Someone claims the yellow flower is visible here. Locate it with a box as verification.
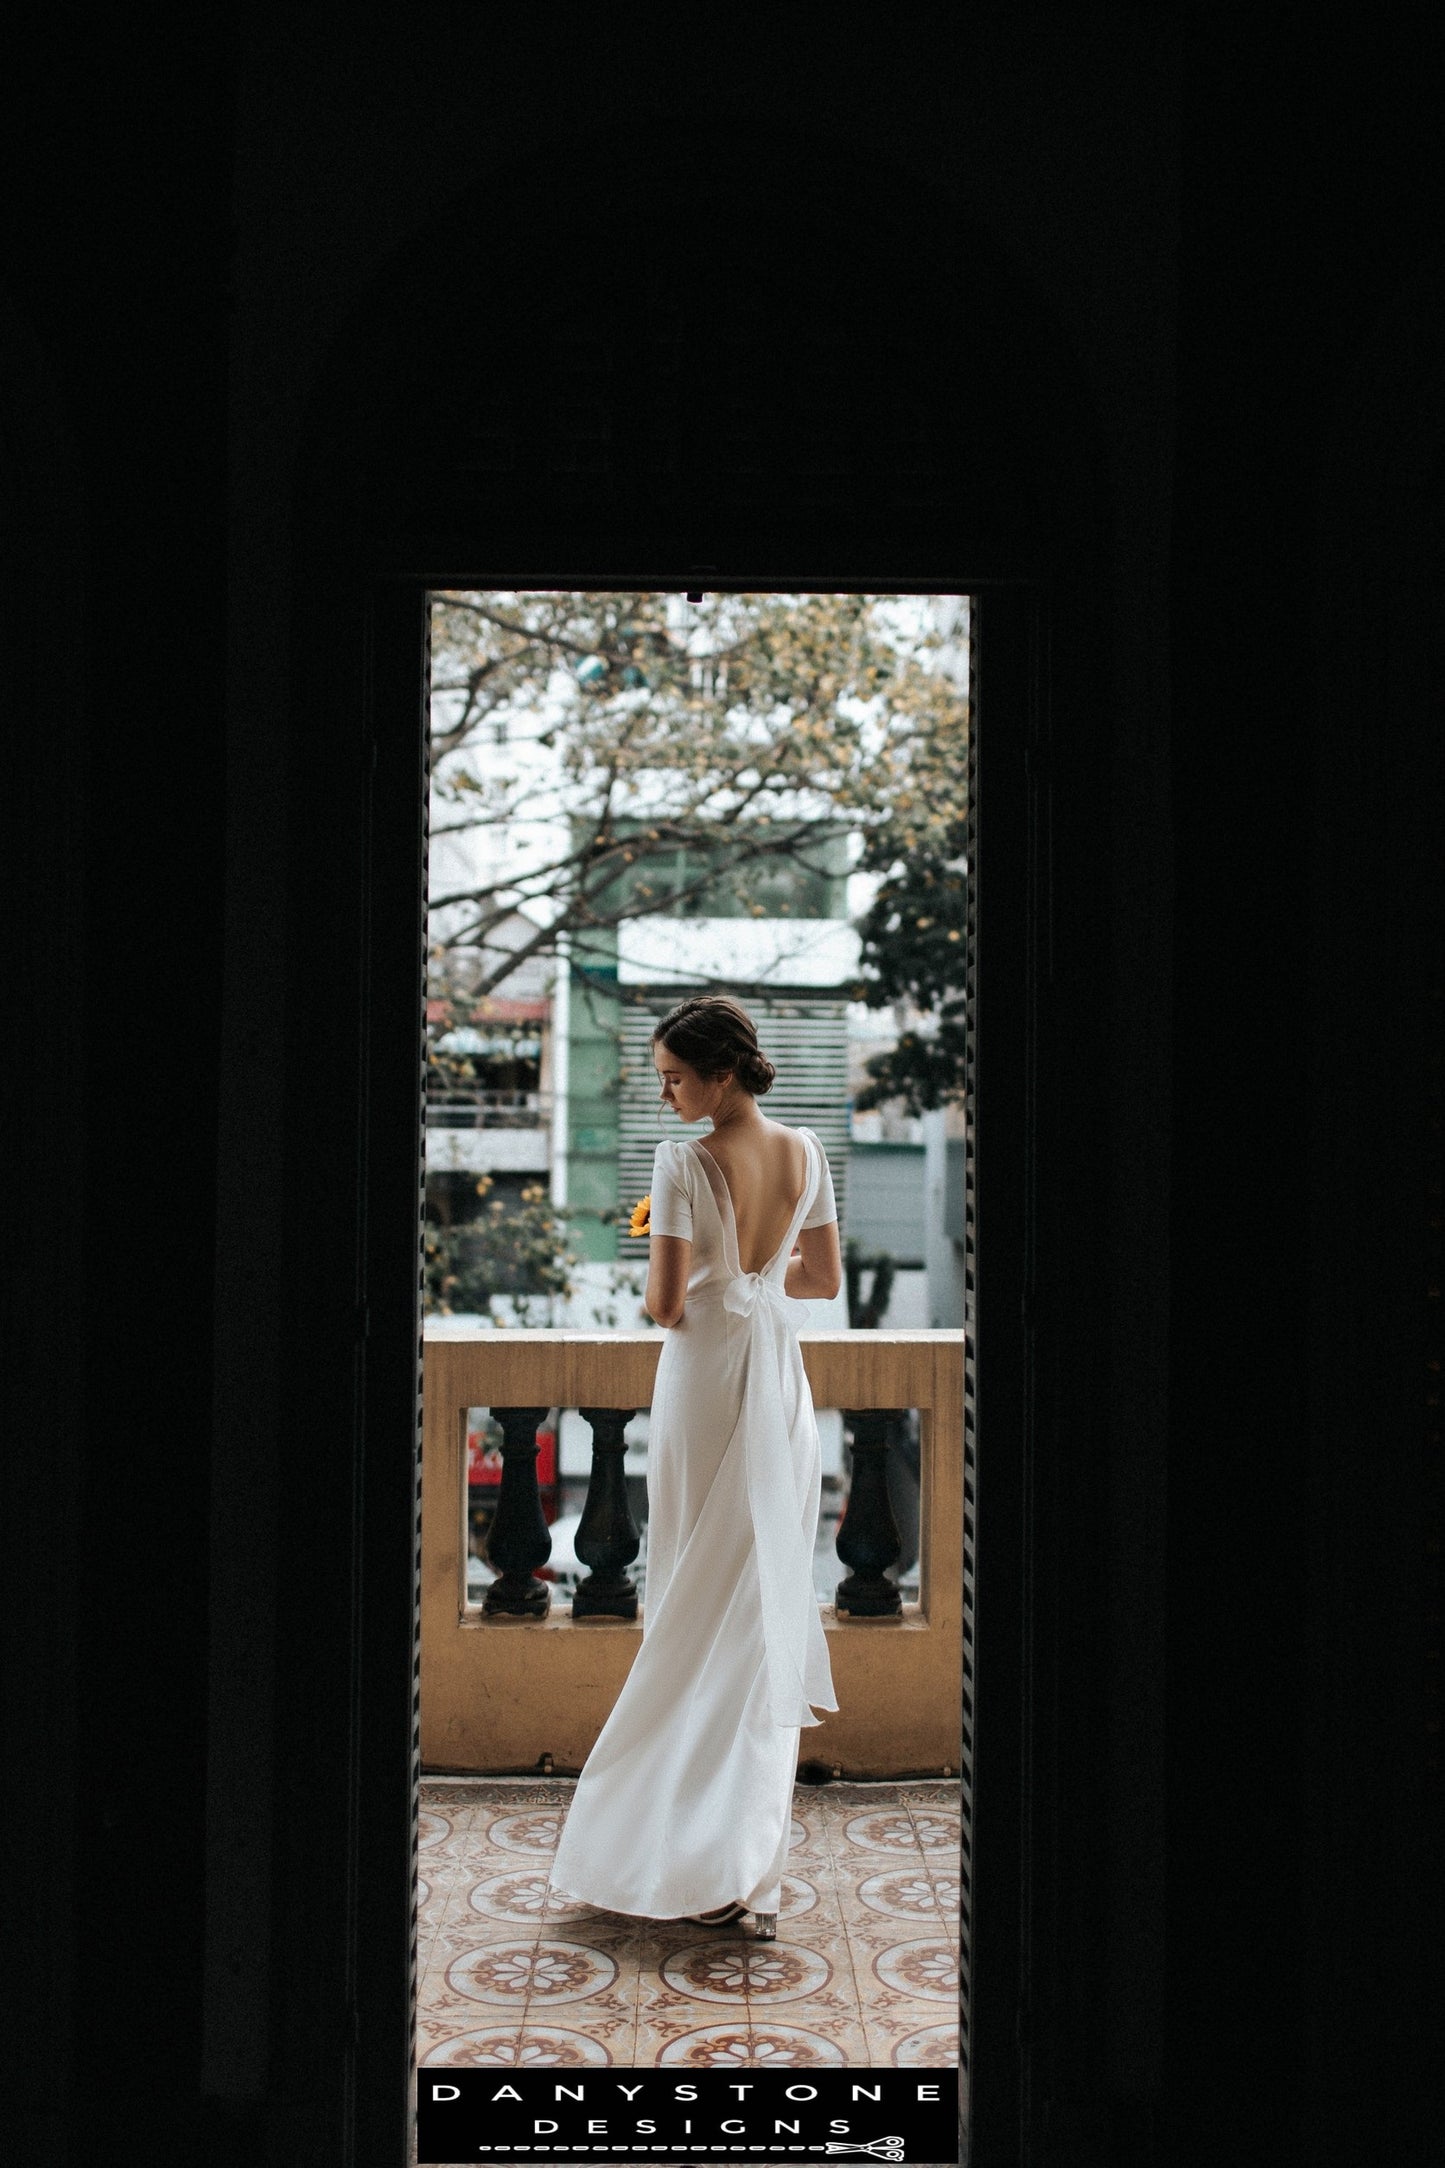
[628,1193,652,1238]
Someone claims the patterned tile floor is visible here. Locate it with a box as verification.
[416,1776,963,2081]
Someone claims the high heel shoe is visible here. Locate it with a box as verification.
[753,1911,777,1941]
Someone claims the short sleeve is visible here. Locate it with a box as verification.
[800,1132,838,1229]
[648,1139,693,1240]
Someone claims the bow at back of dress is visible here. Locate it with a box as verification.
[685,1129,831,1727]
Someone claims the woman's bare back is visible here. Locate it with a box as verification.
[696,1119,810,1275]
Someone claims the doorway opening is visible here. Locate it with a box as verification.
[412,586,976,2091]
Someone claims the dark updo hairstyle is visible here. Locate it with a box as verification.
[651,995,777,1097]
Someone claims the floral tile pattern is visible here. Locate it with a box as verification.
[416,1776,964,2079]
[871,1937,959,2003]
[892,2021,961,2067]
[418,2021,525,2066]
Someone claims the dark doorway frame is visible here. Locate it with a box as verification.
[271,549,1052,2165]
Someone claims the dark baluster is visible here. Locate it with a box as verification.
[482,1405,554,1617]
[835,1408,904,1617]
[572,1406,641,1620]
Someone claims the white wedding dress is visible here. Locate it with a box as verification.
[548,1126,839,1919]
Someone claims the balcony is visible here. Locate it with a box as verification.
[422,1328,966,1777]
[426,1087,554,1130]
[418,1328,969,2082]
[416,1772,962,2077]
[424,1089,554,1176]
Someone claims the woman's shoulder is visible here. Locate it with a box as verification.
[652,1134,696,1170]
[767,1119,818,1151]
[762,1119,819,1174]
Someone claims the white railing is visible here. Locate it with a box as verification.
[425,1087,554,1130]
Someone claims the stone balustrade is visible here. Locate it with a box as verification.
[422,1329,966,1777]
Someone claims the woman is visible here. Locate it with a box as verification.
[547,995,841,1939]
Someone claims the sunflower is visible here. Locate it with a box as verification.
[628,1193,651,1238]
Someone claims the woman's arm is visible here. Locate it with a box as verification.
[785,1221,843,1301]
[646,1233,692,1328]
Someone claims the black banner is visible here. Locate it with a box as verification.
[417,2065,958,2163]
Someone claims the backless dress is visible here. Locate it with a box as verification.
[547,1126,839,1917]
